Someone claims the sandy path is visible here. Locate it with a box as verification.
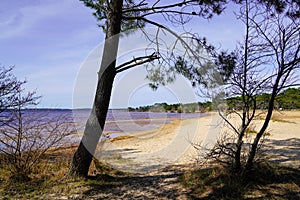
[96,114,222,173]
[97,111,300,173]
[259,111,300,167]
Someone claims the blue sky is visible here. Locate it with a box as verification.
[0,0,244,108]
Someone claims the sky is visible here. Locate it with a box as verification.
[0,0,244,109]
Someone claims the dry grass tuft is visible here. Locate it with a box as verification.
[181,163,300,200]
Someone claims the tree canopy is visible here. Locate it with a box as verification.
[71,0,299,176]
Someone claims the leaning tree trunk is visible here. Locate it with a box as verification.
[70,0,124,177]
[245,80,279,171]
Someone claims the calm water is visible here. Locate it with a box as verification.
[0,109,207,148]
[1,109,207,134]
[72,109,207,133]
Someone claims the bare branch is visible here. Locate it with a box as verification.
[115,52,160,73]
[122,0,195,13]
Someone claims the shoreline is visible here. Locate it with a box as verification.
[96,111,299,172]
[97,114,218,172]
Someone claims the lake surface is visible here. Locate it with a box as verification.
[72,109,207,133]
[0,109,207,149]
[0,108,207,135]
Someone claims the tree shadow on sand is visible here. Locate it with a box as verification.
[261,138,300,167]
[82,166,187,199]
[81,138,300,199]
[182,164,300,200]
[183,138,300,200]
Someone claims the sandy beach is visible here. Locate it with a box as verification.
[97,111,300,173]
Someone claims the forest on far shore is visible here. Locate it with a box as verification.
[128,87,300,113]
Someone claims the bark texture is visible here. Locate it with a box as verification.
[70,0,124,177]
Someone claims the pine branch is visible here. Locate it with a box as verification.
[115,52,160,73]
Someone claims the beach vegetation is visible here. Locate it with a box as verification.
[195,0,300,175]
[0,66,75,181]
[71,0,299,177]
[71,0,233,177]
[181,163,300,199]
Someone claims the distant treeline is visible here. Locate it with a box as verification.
[128,88,300,113]
[227,87,300,110]
[128,102,212,113]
